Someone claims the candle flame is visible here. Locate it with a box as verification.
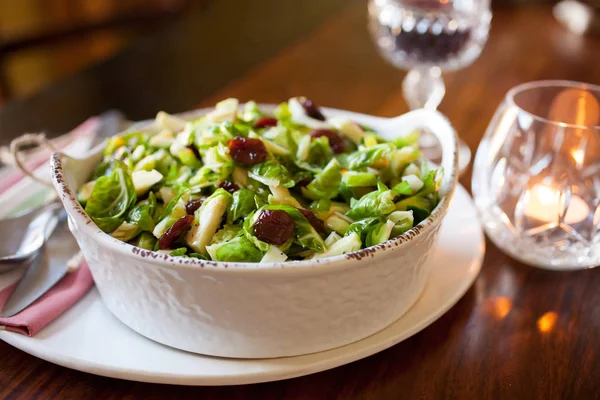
[535,185,559,206]
[524,184,589,224]
[571,149,584,166]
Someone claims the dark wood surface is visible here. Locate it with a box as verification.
[2,2,600,399]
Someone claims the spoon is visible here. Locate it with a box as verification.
[0,201,64,268]
[0,110,125,272]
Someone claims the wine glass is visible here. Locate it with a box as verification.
[368,0,492,172]
[472,81,600,269]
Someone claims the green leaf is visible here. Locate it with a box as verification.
[169,247,188,257]
[309,199,332,215]
[215,236,263,262]
[189,252,209,260]
[254,193,268,209]
[104,133,146,157]
[389,211,414,237]
[195,123,234,149]
[134,232,157,250]
[242,101,264,122]
[418,169,438,197]
[391,181,412,196]
[338,179,356,203]
[346,188,396,220]
[189,166,218,187]
[153,150,178,177]
[306,136,333,168]
[111,222,140,242]
[85,160,137,232]
[365,220,394,247]
[344,143,395,170]
[229,189,257,222]
[157,191,186,222]
[325,213,351,235]
[152,189,189,238]
[165,165,193,189]
[222,121,252,138]
[395,195,433,224]
[178,148,202,168]
[248,160,295,188]
[395,195,432,212]
[92,161,111,180]
[77,181,95,206]
[392,131,419,148]
[345,217,380,245]
[342,171,377,187]
[211,224,243,245]
[242,211,270,252]
[285,128,299,156]
[408,206,430,224]
[127,192,157,232]
[274,102,291,120]
[306,159,341,200]
[199,143,234,182]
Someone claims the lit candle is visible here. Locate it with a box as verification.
[524,184,589,224]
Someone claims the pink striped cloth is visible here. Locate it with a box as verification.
[0,263,93,336]
[0,118,99,336]
[0,117,98,195]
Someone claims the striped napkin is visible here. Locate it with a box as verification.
[0,118,99,336]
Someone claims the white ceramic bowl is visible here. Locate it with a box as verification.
[51,106,458,358]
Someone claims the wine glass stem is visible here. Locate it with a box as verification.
[402,67,446,110]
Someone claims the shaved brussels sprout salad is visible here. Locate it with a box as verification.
[78,97,442,263]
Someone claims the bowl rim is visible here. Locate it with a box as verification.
[51,105,458,274]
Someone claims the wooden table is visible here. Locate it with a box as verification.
[2,2,600,399]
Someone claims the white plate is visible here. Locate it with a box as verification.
[0,185,483,386]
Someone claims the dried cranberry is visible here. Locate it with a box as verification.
[255,117,278,129]
[300,99,326,121]
[227,137,268,165]
[159,215,195,250]
[185,199,203,215]
[254,210,295,246]
[298,208,325,233]
[218,180,240,194]
[310,129,346,154]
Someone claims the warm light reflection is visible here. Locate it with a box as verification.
[571,148,584,166]
[485,296,512,319]
[576,91,596,128]
[524,184,589,224]
[537,311,558,333]
[548,88,600,128]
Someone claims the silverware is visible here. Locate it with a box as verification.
[0,201,63,265]
[0,109,125,268]
[0,214,78,318]
[0,110,125,315]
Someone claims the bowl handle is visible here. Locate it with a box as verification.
[8,133,58,188]
[388,109,458,197]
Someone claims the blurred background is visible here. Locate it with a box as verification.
[0,0,597,141]
[0,0,190,102]
[1,0,586,103]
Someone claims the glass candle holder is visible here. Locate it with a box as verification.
[473,81,600,270]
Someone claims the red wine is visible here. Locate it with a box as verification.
[390,23,472,64]
[369,4,490,71]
